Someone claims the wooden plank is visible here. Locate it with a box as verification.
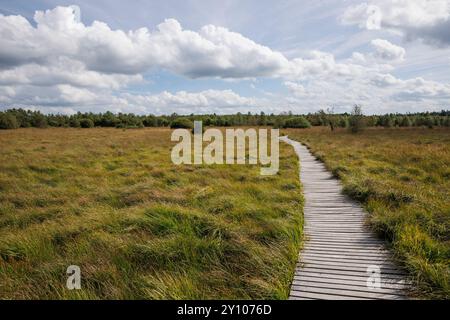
[306,229,381,234]
[305,217,365,220]
[300,262,404,276]
[306,230,369,234]
[290,291,370,300]
[288,296,315,300]
[307,231,378,236]
[300,259,402,273]
[293,270,410,284]
[300,258,393,266]
[302,250,391,258]
[302,252,393,262]
[306,227,367,230]
[304,241,388,248]
[302,254,391,262]
[293,276,410,290]
[304,230,372,235]
[306,239,384,245]
[304,210,365,214]
[305,219,365,222]
[304,213,365,216]
[301,254,394,265]
[305,220,366,224]
[306,229,369,233]
[303,244,388,252]
[304,244,387,251]
[307,244,387,253]
[305,212,364,215]
[291,285,406,300]
[306,224,368,228]
[305,238,378,242]
[305,223,365,226]
[305,221,366,224]
[307,240,384,247]
[301,251,391,260]
[301,249,391,258]
[291,281,406,295]
[306,221,368,225]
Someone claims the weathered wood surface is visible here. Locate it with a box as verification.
[281,137,410,300]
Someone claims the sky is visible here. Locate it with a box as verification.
[0,0,449,115]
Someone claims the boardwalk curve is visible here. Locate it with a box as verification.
[281,136,410,300]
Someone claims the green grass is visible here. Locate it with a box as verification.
[0,128,303,299]
[286,127,450,299]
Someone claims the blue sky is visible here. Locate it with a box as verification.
[0,0,449,114]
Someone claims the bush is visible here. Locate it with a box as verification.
[0,113,19,129]
[348,105,365,133]
[381,115,394,128]
[444,117,450,127]
[32,114,47,128]
[80,118,94,128]
[425,116,434,129]
[338,117,348,128]
[159,119,170,127]
[399,116,411,127]
[69,118,81,128]
[283,117,311,128]
[170,118,194,129]
[143,116,158,127]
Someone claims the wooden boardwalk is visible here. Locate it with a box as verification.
[281,137,410,300]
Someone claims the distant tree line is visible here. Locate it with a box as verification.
[0,108,449,130]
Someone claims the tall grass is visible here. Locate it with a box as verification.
[0,128,303,299]
[286,127,449,299]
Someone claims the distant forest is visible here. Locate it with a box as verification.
[0,108,449,130]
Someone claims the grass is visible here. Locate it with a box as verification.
[285,127,450,299]
[0,128,303,299]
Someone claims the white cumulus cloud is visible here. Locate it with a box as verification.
[341,0,450,46]
[371,39,406,61]
[0,6,289,78]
